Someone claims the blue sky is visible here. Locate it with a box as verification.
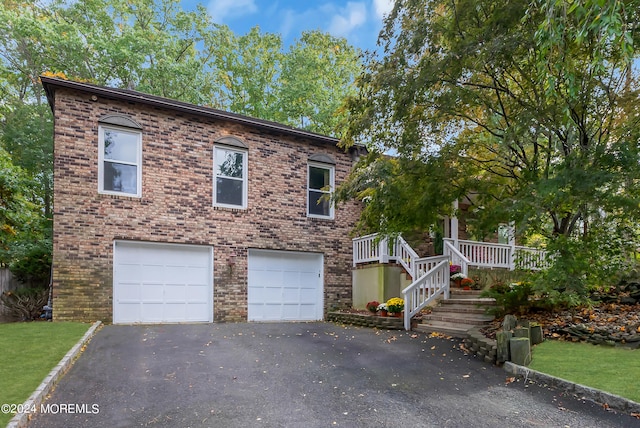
[182,0,395,51]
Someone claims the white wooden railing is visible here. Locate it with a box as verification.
[354,234,549,273]
[515,246,552,270]
[402,259,450,330]
[395,236,419,279]
[354,233,549,331]
[443,240,469,276]
[443,238,549,271]
[352,234,420,280]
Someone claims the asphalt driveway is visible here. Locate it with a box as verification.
[28,322,639,428]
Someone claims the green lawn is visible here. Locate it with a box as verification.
[530,340,640,403]
[0,322,92,426]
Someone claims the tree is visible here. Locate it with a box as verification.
[277,31,363,135]
[338,0,640,299]
[0,148,39,262]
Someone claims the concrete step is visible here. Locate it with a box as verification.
[424,312,494,325]
[414,320,477,338]
[449,289,489,299]
[442,297,496,306]
[432,304,487,315]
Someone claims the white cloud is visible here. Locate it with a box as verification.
[207,0,258,22]
[328,2,367,37]
[373,0,394,19]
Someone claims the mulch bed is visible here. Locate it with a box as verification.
[480,303,640,348]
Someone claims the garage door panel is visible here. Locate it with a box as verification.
[259,270,283,286]
[114,242,213,324]
[141,303,164,321]
[299,288,317,302]
[299,271,318,284]
[117,283,141,300]
[164,285,186,301]
[282,271,301,286]
[140,284,164,301]
[248,250,323,322]
[186,286,210,302]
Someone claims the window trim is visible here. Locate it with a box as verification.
[307,161,335,219]
[213,145,248,209]
[97,124,142,198]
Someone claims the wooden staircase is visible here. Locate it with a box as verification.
[414,289,496,337]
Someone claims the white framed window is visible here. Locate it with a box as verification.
[98,125,142,197]
[213,146,247,209]
[307,162,334,219]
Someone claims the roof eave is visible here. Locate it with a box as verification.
[40,76,341,146]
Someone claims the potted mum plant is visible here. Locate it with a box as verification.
[460,277,474,290]
[377,303,388,317]
[366,301,380,314]
[451,272,466,288]
[386,297,404,317]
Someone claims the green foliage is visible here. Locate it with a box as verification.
[338,0,640,298]
[0,148,41,261]
[482,281,535,317]
[8,236,51,287]
[469,268,526,292]
[529,226,638,308]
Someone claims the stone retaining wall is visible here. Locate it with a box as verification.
[327,312,405,330]
[464,327,497,364]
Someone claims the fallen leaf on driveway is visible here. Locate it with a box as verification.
[505,377,516,384]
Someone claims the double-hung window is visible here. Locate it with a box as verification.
[98,125,142,197]
[214,146,247,208]
[307,161,334,219]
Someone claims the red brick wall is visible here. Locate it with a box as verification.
[51,87,361,322]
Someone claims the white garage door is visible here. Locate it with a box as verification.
[248,250,323,321]
[113,241,213,324]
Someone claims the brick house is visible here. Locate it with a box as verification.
[41,76,362,324]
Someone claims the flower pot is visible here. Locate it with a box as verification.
[379,310,388,317]
[392,312,402,318]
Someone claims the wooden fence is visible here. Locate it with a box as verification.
[0,268,20,316]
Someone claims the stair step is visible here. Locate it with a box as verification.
[449,290,490,300]
[424,313,494,325]
[443,297,496,306]
[414,321,476,338]
[432,304,487,315]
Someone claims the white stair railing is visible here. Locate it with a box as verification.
[394,236,420,280]
[402,258,450,330]
[415,255,449,277]
[443,239,469,276]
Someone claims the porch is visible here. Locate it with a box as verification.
[352,234,549,331]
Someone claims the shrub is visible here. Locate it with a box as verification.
[9,239,51,288]
[482,281,534,317]
[1,288,48,320]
